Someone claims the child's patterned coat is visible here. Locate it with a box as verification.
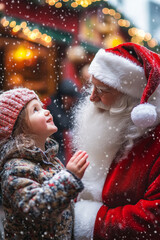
[0,139,83,239]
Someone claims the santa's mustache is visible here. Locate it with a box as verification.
[93,95,128,115]
[93,101,110,111]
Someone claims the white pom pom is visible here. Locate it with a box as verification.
[131,103,157,128]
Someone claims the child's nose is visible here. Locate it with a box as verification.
[44,109,50,115]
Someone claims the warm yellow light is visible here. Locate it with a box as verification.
[9,74,23,86]
[104,35,124,48]
[102,8,109,14]
[2,20,9,27]
[13,47,27,60]
[128,28,135,36]
[81,1,89,7]
[41,33,48,41]
[31,29,40,38]
[55,2,62,7]
[112,38,123,47]
[13,47,33,60]
[28,32,37,40]
[23,27,30,34]
[131,36,142,44]
[25,49,34,59]
[20,22,27,28]
[10,21,16,28]
[71,2,78,7]
[114,13,121,19]
[147,39,157,48]
[36,32,42,38]
[48,0,56,5]
[1,17,7,25]
[144,33,152,41]
[12,25,21,32]
[75,0,92,7]
[109,9,115,16]
[118,19,126,27]
[33,29,39,33]
[45,36,52,43]
[137,29,145,38]
[75,0,81,4]
[125,20,130,28]
[130,27,138,35]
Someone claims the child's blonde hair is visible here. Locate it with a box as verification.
[12,106,36,150]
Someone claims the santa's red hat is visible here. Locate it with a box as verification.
[89,42,160,128]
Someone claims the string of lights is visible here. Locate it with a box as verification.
[101,7,158,48]
[0,0,158,49]
[0,17,52,47]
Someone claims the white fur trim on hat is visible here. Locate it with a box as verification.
[88,49,147,99]
[131,103,157,128]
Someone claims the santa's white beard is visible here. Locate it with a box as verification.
[73,95,132,202]
[73,93,146,240]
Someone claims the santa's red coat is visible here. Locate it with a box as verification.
[94,124,160,239]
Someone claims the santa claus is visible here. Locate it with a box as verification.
[73,43,160,240]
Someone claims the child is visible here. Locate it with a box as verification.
[0,88,89,240]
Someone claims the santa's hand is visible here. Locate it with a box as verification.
[74,200,103,240]
[66,150,89,179]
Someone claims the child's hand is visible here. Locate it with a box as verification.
[66,150,89,179]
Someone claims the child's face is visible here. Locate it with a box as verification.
[26,99,58,140]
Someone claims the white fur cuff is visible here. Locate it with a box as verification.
[74,200,103,240]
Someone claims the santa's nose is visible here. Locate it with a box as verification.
[90,88,100,102]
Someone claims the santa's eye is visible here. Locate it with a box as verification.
[95,86,110,95]
[96,88,103,94]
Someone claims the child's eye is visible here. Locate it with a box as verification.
[34,107,38,112]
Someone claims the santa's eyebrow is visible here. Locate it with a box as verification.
[95,86,111,91]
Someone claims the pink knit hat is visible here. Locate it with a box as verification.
[89,42,160,128]
[0,88,40,140]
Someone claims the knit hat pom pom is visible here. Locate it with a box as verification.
[131,103,157,128]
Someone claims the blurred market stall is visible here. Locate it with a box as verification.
[0,0,159,99]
